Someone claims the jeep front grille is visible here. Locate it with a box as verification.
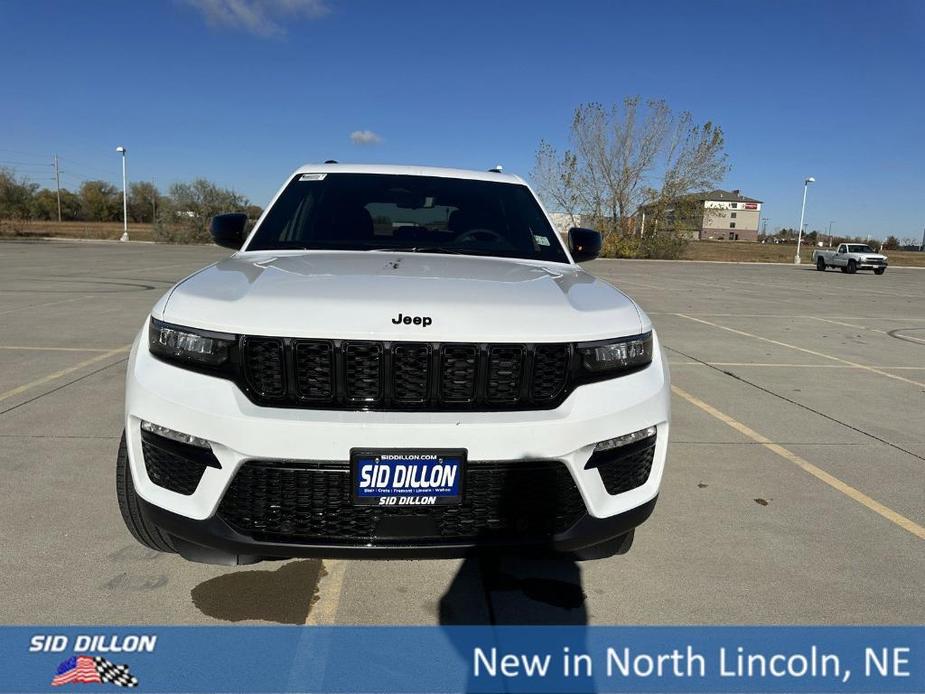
[240,338,572,411]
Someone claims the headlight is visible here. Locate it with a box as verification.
[148,318,235,367]
[577,332,652,375]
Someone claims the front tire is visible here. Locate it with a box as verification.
[116,432,176,553]
[816,257,826,271]
[874,267,886,275]
[847,259,858,274]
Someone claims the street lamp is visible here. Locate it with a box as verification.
[795,176,815,264]
[116,146,128,242]
[827,220,835,247]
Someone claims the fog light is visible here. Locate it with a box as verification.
[594,426,657,453]
[140,420,211,449]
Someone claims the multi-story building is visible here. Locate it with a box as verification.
[637,189,763,242]
[698,189,763,241]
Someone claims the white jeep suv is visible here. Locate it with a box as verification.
[117,163,670,564]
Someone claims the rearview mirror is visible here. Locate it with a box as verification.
[210,213,248,250]
[568,227,602,263]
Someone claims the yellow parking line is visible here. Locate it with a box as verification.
[672,385,925,541]
[674,313,925,388]
[0,346,130,404]
[305,559,347,625]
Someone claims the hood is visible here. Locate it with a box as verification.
[160,251,644,342]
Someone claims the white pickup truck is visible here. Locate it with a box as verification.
[812,243,888,275]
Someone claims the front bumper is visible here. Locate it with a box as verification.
[125,323,671,558]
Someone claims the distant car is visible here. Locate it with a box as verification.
[812,243,888,275]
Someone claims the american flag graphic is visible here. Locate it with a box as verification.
[51,655,139,687]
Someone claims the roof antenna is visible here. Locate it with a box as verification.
[324,159,338,164]
[488,164,503,173]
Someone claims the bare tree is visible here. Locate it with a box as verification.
[532,97,728,256]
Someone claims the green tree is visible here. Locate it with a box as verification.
[0,168,39,220]
[30,189,61,220]
[79,180,121,221]
[155,178,249,243]
[532,97,728,259]
[128,181,162,223]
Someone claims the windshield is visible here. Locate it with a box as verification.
[847,244,876,253]
[246,173,569,263]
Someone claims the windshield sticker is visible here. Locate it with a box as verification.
[299,173,327,181]
[534,234,551,246]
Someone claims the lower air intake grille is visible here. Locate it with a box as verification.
[140,431,219,496]
[588,436,656,495]
[217,460,586,545]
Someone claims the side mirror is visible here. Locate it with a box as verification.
[568,227,602,263]
[210,213,248,250]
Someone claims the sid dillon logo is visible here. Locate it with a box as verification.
[51,656,139,688]
[392,312,432,327]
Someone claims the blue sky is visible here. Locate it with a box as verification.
[1,0,923,240]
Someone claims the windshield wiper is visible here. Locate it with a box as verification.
[367,246,485,256]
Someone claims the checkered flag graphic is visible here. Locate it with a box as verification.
[94,656,139,688]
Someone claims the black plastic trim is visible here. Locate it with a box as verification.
[139,493,658,564]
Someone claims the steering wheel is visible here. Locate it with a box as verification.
[455,228,505,245]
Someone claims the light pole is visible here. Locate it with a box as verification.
[795,176,815,264]
[827,220,835,246]
[116,146,128,242]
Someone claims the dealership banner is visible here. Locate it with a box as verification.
[4,626,922,693]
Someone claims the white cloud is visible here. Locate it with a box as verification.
[349,130,383,145]
[184,0,329,37]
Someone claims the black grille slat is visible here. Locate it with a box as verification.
[218,460,586,545]
[440,345,478,402]
[486,345,524,403]
[240,339,571,410]
[345,342,382,402]
[294,341,334,401]
[392,343,430,403]
[243,337,285,397]
[531,344,570,401]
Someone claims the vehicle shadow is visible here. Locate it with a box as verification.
[439,554,588,625]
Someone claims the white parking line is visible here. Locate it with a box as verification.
[674,313,925,388]
[0,295,92,316]
[0,345,117,352]
[668,361,925,370]
[808,316,888,334]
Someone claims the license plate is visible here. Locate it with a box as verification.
[351,449,466,506]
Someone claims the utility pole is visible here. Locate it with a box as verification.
[827,220,835,246]
[921,226,924,252]
[53,154,62,222]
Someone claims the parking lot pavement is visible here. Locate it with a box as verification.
[0,239,922,625]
